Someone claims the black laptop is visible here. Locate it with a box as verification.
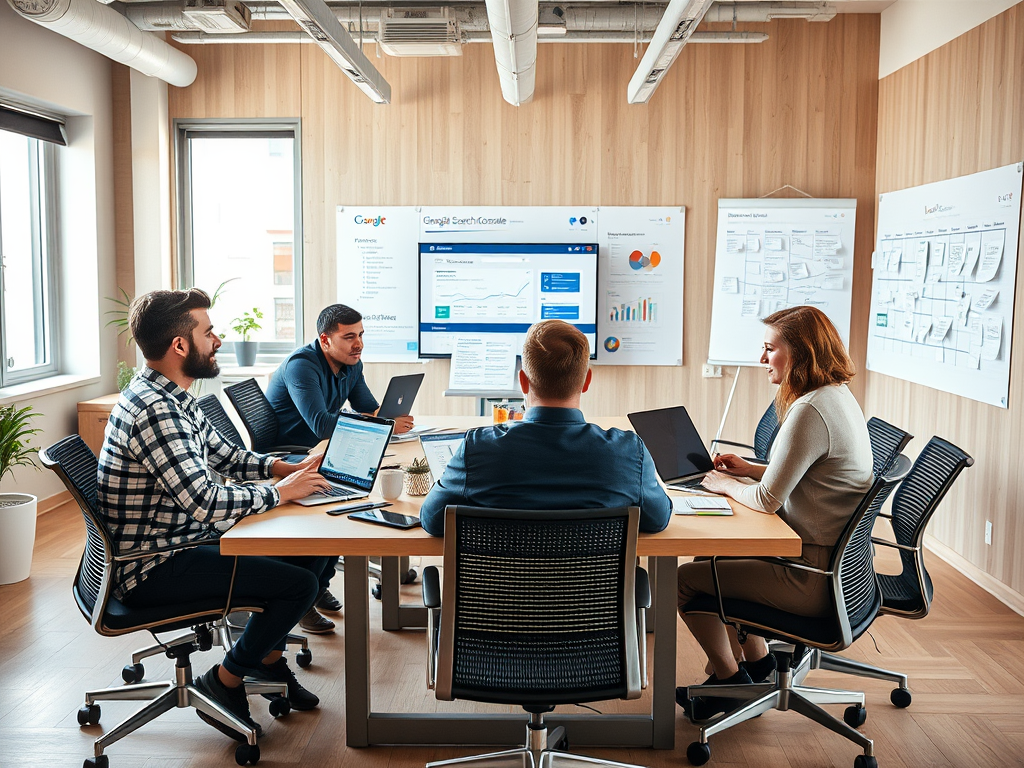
[376,373,425,419]
[627,406,716,490]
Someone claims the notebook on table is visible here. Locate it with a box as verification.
[294,412,395,506]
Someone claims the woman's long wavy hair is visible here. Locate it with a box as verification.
[763,306,855,420]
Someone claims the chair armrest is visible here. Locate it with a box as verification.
[422,565,441,608]
[870,537,917,553]
[112,538,221,563]
[704,555,832,630]
[635,566,651,610]
[878,512,892,519]
[709,439,756,452]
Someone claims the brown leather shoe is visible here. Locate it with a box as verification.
[299,607,335,634]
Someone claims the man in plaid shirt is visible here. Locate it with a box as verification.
[98,288,334,741]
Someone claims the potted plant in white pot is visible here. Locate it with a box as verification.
[231,308,264,367]
[0,404,41,585]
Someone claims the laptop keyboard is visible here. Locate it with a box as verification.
[311,487,360,499]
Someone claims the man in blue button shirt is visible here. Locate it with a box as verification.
[419,320,672,536]
[267,304,415,448]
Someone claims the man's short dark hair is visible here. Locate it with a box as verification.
[317,304,362,336]
[129,288,212,361]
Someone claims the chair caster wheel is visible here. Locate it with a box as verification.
[269,696,291,717]
[84,755,109,768]
[296,648,313,668]
[77,704,101,726]
[844,705,867,727]
[371,583,382,600]
[853,755,877,768]
[890,687,912,708]
[195,624,214,652]
[122,663,144,684]
[400,568,418,585]
[687,741,711,766]
[235,743,260,765]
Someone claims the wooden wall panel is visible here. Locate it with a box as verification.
[869,5,1024,595]
[167,15,880,449]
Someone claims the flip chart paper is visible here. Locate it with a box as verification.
[448,335,517,391]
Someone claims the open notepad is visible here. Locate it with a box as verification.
[672,496,734,516]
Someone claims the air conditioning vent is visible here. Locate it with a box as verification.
[182,0,251,33]
[378,7,462,57]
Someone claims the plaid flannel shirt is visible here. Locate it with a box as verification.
[97,367,280,599]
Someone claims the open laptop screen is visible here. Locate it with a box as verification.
[420,431,466,481]
[627,406,715,484]
[319,415,394,491]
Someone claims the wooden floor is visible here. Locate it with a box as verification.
[2,503,1023,768]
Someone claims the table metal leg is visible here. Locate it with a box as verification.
[651,555,678,750]
[381,556,428,631]
[344,555,371,747]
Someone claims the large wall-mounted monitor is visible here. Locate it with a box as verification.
[418,242,599,359]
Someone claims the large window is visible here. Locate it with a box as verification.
[176,121,302,360]
[0,129,58,386]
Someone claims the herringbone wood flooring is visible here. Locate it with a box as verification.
[1,503,1022,768]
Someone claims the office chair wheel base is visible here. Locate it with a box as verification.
[400,568,418,585]
[84,755,109,768]
[853,755,877,768]
[371,584,382,601]
[890,687,912,708]
[195,624,214,652]
[268,696,291,717]
[686,741,711,766]
[296,648,313,668]
[77,704,101,726]
[844,705,867,727]
[234,743,260,766]
[122,663,144,684]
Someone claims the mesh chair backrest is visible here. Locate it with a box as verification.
[753,401,780,461]
[867,417,914,476]
[38,435,110,622]
[197,393,245,448]
[833,465,909,637]
[446,507,636,705]
[890,437,973,574]
[224,379,279,453]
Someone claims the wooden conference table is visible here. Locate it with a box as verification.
[220,417,801,751]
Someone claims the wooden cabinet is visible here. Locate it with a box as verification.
[77,393,120,456]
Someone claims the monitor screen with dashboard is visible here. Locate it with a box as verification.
[417,242,599,358]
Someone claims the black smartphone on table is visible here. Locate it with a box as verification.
[349,508,422,529]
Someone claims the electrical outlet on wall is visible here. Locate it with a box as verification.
[702,364,722,378]
[985,520,993,545]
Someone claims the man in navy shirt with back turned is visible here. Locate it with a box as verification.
[419,319,672,536]
[266,303,414,631]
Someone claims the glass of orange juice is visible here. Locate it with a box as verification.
[492,402,509,423]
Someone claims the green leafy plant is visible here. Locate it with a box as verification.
[105,278,238,347]
[116,360,136,391]
[404,457,431,475]
[231,308,264,342]
[0,405,42,486]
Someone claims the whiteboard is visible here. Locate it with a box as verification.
[866,162,1024,409]
[707,199,858,366]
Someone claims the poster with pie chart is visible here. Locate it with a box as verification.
[596,207,684,366]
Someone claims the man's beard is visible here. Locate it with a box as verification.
[182,344,220,379]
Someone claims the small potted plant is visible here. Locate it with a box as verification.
[403,457,432,496]
[0,404,41,585]
[231,308,264,367]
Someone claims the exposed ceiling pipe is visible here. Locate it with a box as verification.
[484,0,539,106]
[171,29,767,44]
[627,0,715,104]
[704,2,836,22]
[6,0,197,87]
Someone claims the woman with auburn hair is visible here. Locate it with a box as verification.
[676,306,873,722]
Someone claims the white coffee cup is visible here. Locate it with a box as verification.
[379,468,405,500]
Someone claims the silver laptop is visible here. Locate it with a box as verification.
[419,431,466,485]
[294,412,395,506]
[627,406,716,490]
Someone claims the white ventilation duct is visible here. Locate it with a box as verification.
[6,0,198,87]
[484,0,538,106]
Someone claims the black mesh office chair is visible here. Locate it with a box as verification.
[223,378,309,458]
[680,460,911,768]
[710,401,779,464]
[806,437,973,708]
[40,435,288,768]
[422,506,651,768]
[197,393,247,448]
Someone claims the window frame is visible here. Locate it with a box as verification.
[174,119,304,361]
[0,135,60,387]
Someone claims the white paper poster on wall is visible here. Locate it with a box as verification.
[337,206,421,362]
[866,162,1023,408]
[596,207,685,366]
[707,199,858,366]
